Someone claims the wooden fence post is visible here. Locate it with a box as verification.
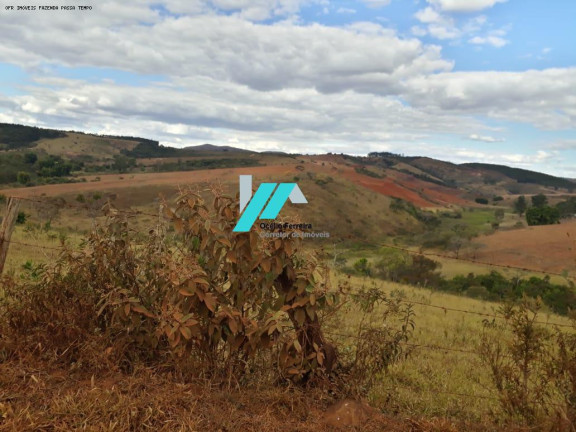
[0,197,21,275]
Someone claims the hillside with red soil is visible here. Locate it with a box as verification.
[342,167,469,208]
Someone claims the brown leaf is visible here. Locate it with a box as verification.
[131,305,155,318]
[174,218,184,233]
[218,237,232,248]
[261,259,272,273]
[294,308,305,327]
[179,287,196,297]
[228,318,238,334]
[180,326,192,340]
[203,292,217,312]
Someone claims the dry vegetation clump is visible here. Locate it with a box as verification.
[480,300,576,431]
[0,355,529,431]
[0,188,420,430]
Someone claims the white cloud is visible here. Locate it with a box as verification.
[336,7,356,14]
[411,26,428,37]
[404,68,576,130]
[360,0,392,8]
[0,0,573,174]
[468,134,505,143]
[415,6,461,40]
[1,72,483,158]
[469,35,508,48]
[449,149,554,166]
[428,24,461,40]
[427,0,507,13]
[415,3,509,45]
[415,7,443,24]
[550,139,576,150]
[0,14,452,95]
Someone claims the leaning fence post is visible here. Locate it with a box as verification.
[0,197,21,275]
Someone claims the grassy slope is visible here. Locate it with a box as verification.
[333,274,573,421]
[34,132,140,160]
[1,266,569,429]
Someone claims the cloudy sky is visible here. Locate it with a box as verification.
[0,0,575,176]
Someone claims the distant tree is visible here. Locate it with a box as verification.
[112,155,136,173]
[556,197,576,218]
[24,152,38,164]
[531,193,548,208]
[375,247,410,281]
[526,206,560,226]
[513,195,527,216]
[17,171,31,185]
[400,255,441,287]
[447,236,469,258]
[475,197,489,205]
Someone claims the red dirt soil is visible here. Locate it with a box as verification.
[473,220,576,274]
[390,171,469,207]
[342,167,468,208]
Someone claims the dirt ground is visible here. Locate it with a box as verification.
[342,168,469,208]
[473,219,576,274]
[0,356,520,432]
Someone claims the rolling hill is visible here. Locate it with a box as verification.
[2,122,574,211]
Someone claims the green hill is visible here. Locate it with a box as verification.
[462,162,575,190]
[0,123,65,150]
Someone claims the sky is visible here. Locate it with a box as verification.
[0,0,575,177]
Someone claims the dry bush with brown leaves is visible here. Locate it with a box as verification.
[0,188,419,409]
[1,188,415,393]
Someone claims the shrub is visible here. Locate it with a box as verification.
[514,196,528,215]
[475,197,489,205]
[465,285,490,300]
[15,211,27,224]
[480,301,576,428]
[17,171,31,185]
[526,206,560,226]
[531,193,548,208]
[480,300,552,423]
[353,258,371,276]
[24,152,38,164]
[0,191,343,384]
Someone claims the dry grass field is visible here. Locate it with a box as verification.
[473,220,576,275]
[1,153,575,431]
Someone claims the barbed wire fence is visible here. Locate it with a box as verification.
[1,194,575,414]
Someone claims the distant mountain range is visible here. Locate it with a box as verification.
[1,122,574,195]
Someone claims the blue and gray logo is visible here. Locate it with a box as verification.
[233,175,308,232]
